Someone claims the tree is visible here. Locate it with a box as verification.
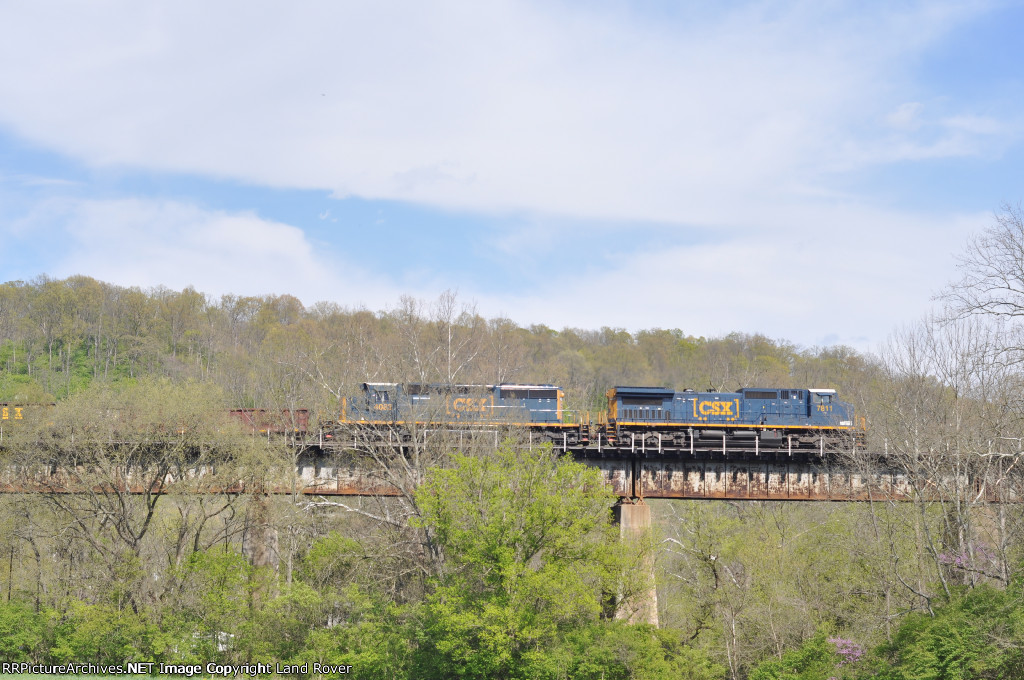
[747,631,855,680]
[7,378,284,611]
[875,314,1024,604]
[49,600,158,664]
[873,583,1024,680]
[410,442,632,679]
[0,600,48,662]
[944,203,1024,325]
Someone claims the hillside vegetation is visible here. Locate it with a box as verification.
[0,277,876,418]
[2,236,1024,679]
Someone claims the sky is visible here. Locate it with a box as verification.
[1,1,1022,352]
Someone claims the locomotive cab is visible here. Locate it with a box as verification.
[808,388,854,426]
[810,389,833,412]
[341,382,399,422]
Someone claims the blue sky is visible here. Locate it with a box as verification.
[1,1,1022,351]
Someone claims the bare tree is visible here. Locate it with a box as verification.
[941,203,1024,361]
[7,379,282,609]
[874,314,1024,605]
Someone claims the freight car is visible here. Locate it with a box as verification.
[338,382,587,446]
[601,386,860,453]
[1,403,36,444]
[0,403,56,440]
[228,409,309,436]
[1,404,308,439]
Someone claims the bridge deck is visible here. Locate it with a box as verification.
[0,440,1004,502]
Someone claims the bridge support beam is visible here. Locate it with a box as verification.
[613,501,659,627]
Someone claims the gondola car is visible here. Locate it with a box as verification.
[601,386,859,453]
[339,382,586,446]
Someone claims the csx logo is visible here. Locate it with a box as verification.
[698,401,733,416]
[451,398,489,412]
[1,407,23,420]
[694,400,739,421]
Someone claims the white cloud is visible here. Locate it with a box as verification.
[886,102,924,131]
[10,197,403,308]
[471,204,983,352]
[942,114,1005,136]
[0,1,1003,226]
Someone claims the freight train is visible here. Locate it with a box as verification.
[2,382,863,454]
[337,382,862,452]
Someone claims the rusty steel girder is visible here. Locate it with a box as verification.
[1,446,1014,502]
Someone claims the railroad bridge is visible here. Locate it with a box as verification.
[284,429,944,502]
[0,430,1000,502]
[311,444,910,502]
[1,430,1014,628]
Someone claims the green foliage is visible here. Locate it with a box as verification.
[411,442,635,679]
[553,621,725,680]
[416,443,619,587]
[236,582,325,663]
[0,600,49,662]
[874,585,1024,680]
[0,360,49,402]
[748,632,849,680]
[300,598,415,679]
[171,549,253,638]
[50,601,157,664]
[300,531,362,591]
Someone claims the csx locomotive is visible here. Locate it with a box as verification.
[338,382,860,452]
[339,382,587,446]
[602,386,859,452]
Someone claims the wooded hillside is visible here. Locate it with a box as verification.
[2,224,1024,679]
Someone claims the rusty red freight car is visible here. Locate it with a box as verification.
[228,408,309,434]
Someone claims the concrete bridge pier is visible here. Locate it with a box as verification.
[613,501,659,627]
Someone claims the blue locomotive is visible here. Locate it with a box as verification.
[601,386,858,452]
[339,382,587,445]
[336,382,860,452]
